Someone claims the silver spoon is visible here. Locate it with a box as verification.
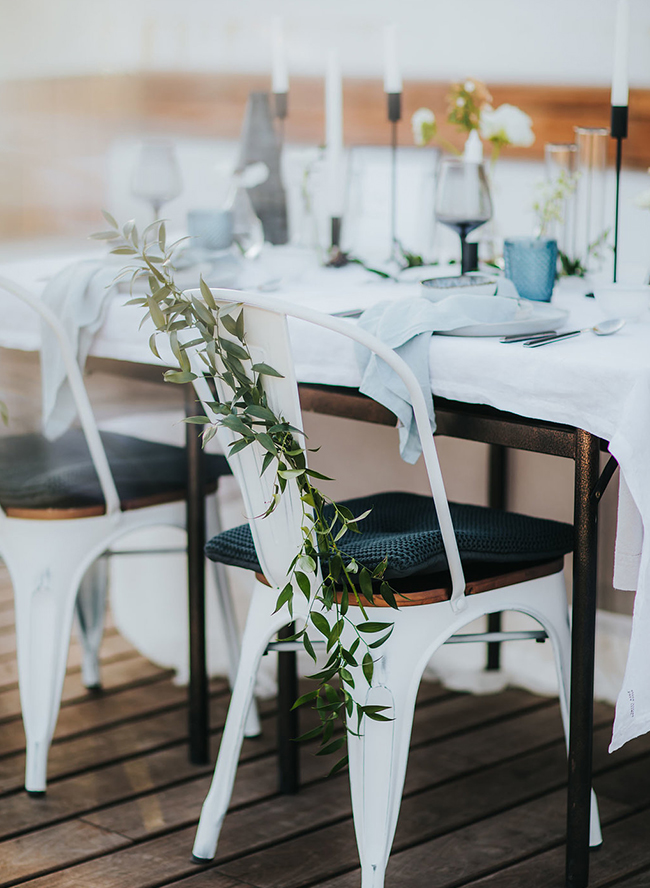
[523,318,626,347]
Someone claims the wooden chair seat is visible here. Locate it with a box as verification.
[255,557,565,606]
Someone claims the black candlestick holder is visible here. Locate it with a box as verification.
[387,93,402,262]
[330,216,342,250]
[611,104,628,283]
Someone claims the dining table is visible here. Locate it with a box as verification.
[1,242,650,888]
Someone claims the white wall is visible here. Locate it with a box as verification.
[1,0,650,87]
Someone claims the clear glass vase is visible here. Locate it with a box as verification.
[573,126,610,274]
[544,142,578,261]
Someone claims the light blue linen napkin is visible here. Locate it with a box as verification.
[355,291,521,463]
[41,260,118,440]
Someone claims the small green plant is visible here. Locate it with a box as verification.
[93,212,405,771]
[532,170,577,240]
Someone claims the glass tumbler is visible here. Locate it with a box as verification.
[504,237,558,302]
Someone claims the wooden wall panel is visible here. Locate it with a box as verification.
[1,72,649,238]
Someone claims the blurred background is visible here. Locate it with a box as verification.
[1,0,650,250]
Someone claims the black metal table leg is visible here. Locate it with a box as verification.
[277,623,300,793]
[566,431,600,887]
[487,444,508,670]
[186,385,209,765]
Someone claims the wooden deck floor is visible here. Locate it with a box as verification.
[2,567,650,888]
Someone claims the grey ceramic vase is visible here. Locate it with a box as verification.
[237,91,288,245]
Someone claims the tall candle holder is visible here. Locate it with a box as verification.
[387,92,401,262]
[273,92,288,143]
[611,105,628,283]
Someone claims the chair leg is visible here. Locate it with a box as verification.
[192,580,289,861]
[206,494,261,739]
[12,557,89,793]
[346,617,426,888]
[516,575,603,849]
[74,558,108,690]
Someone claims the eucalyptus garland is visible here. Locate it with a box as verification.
[94,213,402,768]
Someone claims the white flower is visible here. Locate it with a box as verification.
[411,108,436,147]
[480,103,535,148]
[456,97,465,107]
[464,80,475,93]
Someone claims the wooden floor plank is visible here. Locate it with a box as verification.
[0,819,129,886]
[457,806,650,887]
[0,687,229,795]
[0,632,138,691]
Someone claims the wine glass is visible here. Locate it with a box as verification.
[435,157,492,274]
[131,140,183,221]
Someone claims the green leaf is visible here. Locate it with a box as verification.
[89,230,120,240]
[278,468,304,480]
[328,754,349,776]
[191,296,216,329]
[102,209,118,228]
[295,725,325,743]
[362,704,393,722]
[260,450,275,475]
[110,247,137,255]
[362,652,374,684]
[273,583,293,615]
[369,626,395,648]
[291,689,319,710]
[255,432,277,455]
[199,276,217,310]
[221,338,249,361]
[148,333,161,359]
[359,570,374,605]
[251,362,283,378]
[228,437,251,456]
[245,404,276,423]
[379,581,398,609]
[305,468,333,481]
[316,737,346,756]
[163,370,197,384]
[357,621,392,633]
[303,634,317,662]
[295,571,311,599]
[183,415,212,424]
[310,612,330,639]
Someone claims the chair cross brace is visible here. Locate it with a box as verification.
[265,629,547,654]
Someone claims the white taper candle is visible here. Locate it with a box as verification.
[611,0,629,107]
[271,18,289,94]
[383,24,402,94]
[325,49,345,216]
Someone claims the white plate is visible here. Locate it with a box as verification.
[440,301,569,337]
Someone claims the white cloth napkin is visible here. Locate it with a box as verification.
[40,260,118,440]
[355,292,521,463]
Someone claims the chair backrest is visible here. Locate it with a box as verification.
[188,288,468,611]
[0,276,120,515]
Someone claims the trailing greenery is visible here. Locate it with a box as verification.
[94,212,402,770]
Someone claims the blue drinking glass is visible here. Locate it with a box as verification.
[503,238,558,302]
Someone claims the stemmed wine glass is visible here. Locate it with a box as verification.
[435,157,492,273]
[131,140,183,221]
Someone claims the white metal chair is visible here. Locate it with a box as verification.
[184,288,602,887]
[0,276,260,794]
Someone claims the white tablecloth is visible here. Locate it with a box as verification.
[1,246,649,751]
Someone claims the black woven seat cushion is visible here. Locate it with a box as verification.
[0,430,231,511]
[205,491,573,578]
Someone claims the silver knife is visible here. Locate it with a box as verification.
[523,330,581,347]
[500,330,558,343]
